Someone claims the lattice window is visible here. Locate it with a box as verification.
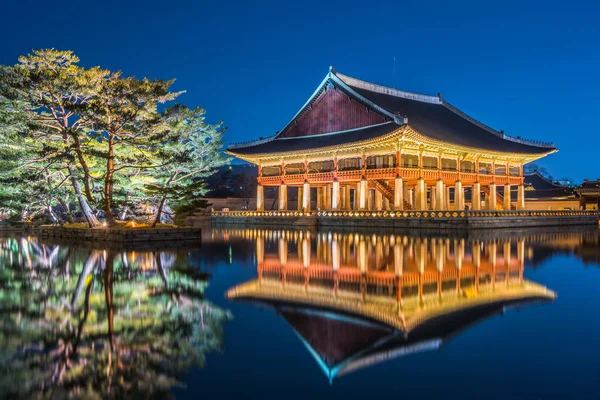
[262,165,281,176]
[509,166,520,176]
[495,165,507,176]
[284,163,305,175]
[307,160,334,173]
[460,160,475,173]
[402,154,419,168]
[479,162,492,174]
[422,156,438,170]
[338,157,361,171]
[441,158,457,171]
[366,154,396,169]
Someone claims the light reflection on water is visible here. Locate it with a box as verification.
[1,227,600,398]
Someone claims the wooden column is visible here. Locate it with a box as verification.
[256,184,264,211]
[297,186,303,211]
[344,185,351,210]
[375,189,383,211]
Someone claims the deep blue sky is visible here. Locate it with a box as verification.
[2,0,598,182]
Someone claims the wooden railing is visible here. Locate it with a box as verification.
[257,167,524,186]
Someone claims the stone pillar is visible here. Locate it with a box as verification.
[256,184,264,211]
[472,182,481,210]
[455,181,464,210]
[332,179,340,210]
[344,186,351,210]
[340,185,346,210]
[504,184,511,210]
[367,189,373,210]
[355,182,360,210]
[302,181,311,211]
[278,183,287,211]
[445,185,451,210]
[415,178,426,210]
[487,183,497,210]
[358,178,368,210]
[375,189,383,210]
[394,176,404,210]
[436,179,445,211]
[408,188,414,208]
[297,186,303,210]
[430,187,437,210]
[517,184,525,210]
[325,183,332,210]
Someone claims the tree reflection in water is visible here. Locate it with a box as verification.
[0,237,230,399]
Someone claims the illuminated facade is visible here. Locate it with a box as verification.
[227,68,557,212]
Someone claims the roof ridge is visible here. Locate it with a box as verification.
[336,72,442,105]
[527,170,565,187]
[441,99,555,149]
[337,71,555,150]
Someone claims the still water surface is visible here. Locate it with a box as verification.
[1,226,599,399]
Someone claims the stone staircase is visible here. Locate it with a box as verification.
[482,186,515,210]
[371,179,413,210]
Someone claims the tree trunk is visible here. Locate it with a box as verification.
[152,196,167,228]
[70,134,95,201]
[56,197,74,224]
[103,135,117,226]
[68,165,100,227]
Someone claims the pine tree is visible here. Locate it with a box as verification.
[144,105,229,227]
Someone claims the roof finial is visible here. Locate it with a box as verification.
[329,65,335,74]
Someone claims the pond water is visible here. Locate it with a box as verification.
[1,226,599,399]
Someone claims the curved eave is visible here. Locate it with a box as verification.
[226,124,406,163]
[226,280,556,334]
[404,126,557,163]
[226,123,557,164]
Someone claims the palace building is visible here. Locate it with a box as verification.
[576,179,600,210]
[226,68,557,212]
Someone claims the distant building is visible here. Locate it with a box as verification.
[512,170,579,210]
[575,179,600,210]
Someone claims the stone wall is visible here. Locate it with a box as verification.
[212,210,600,231]
[38,226,202,243]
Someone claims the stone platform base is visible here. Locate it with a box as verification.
[212,210,600,231]
[37,226,202,243]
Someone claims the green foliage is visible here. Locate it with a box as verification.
[0,49,228,226]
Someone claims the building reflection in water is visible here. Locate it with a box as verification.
[0,237,230,399]
[222,228,580,382]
